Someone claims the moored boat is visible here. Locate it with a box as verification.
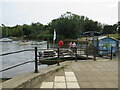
[0,38,12,42]
[19,40,31,45]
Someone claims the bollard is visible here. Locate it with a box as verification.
[34,47,39,73]
[57,47,60,66]
[110,46,113,60]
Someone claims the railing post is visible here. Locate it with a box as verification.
[110,46,113,60]
[93,54,96,61]
[75,47,77,62]
[34,47,39,73]
[93,47,96,61]
[57,47,60,66]
[86,36,88,57]
[47,41,49,49]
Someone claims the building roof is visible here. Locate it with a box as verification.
[88,36,119,42]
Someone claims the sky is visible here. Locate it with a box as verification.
[0,0,119,26]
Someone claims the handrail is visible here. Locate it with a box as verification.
[0,48,55,56]
[0,49,34,56]
[0,60,34,72]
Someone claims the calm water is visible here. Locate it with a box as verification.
[0,41,48,78]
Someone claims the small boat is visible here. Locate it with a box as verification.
[0,38,12,42]
[19,40,31,45]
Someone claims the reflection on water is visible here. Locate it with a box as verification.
[0,41,48,78]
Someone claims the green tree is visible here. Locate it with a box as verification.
[103,25,116,34]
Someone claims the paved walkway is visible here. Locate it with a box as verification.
[34,59,118,88]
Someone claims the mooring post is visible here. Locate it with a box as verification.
[57,47,60,66]
[34,47,39,73]
[110,46,113,60]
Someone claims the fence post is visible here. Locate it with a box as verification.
[86,36,88,57]
[93,54,96,61]
[75,47,77,62]
[57,47,60,66]
[110,46,113,60]
[93,47,96,61]
[34,47,39,73]
[47,41,49,49]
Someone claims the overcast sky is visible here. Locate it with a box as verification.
[0,0,119,26]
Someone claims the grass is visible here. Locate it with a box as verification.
[108,34,118,39]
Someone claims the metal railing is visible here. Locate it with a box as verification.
[0,60,33,72]
[0,45,114,73]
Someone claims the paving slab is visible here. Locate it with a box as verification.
[66,82,80,88]
[103,82,118,88]
[79,81,94,88]
[86,76,99,82]
[54,76,65,82]
[65,72,75,76]
[66,76,77,82]
[54,82,66,88]
[90,81,107,88]
[40,82,53,88]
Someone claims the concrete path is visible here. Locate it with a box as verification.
[34,59,118,88]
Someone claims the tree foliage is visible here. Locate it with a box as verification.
[1,12,117,41]
[102,24,117,34]
[48,12,103,40]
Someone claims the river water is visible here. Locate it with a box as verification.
[0,41,48,78]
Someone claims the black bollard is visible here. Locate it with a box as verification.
[34,47,39,73]
[110,46,113,60]
[57,47,60,66]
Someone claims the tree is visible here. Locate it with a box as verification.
[48,12,84,40]
[103,25,116,34]
[48,12,103,41]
